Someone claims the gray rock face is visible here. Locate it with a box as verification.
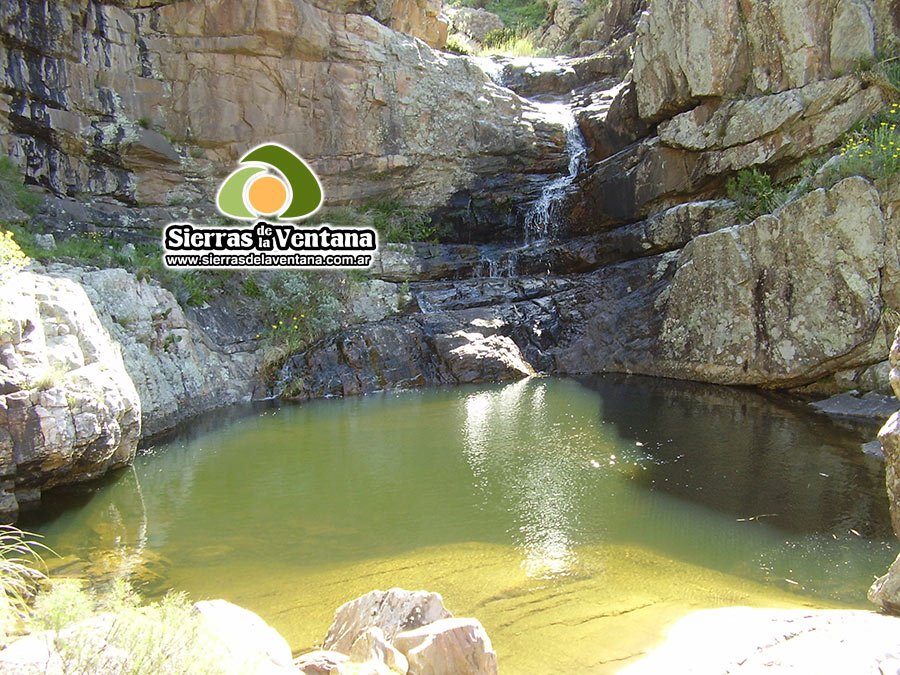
[48,266,260,438]
[0,271,141,518]
[648,177,897,387]
[633,0,876,121]
[445,7,504,44]
[571,76,884,229]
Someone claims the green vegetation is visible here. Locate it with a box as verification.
[821,101,899,185]
[480,27,545,57]
[448,0,549,30]
[257,271,344,381]
[32,581,228,674]
[0,526,48,640]
[309,200,444,244]
[727,98,899,221]
[0,524,238,672]
[725,168,793,221]
[0,156,42,217]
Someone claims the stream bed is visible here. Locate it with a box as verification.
[22,375,897,673]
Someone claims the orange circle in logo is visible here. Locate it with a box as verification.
[247,175,288,216]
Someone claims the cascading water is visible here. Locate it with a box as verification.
[522,102,588,245]
[472,57,589,278]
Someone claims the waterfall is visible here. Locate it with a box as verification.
[470,56,589,278]
[523,102,588,245]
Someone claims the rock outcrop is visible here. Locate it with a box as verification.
[48,265,260,437]
[0,270,140,518]
[632,0,877,122]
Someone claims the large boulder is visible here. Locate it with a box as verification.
[0,270,141,518]
[393,618,497,675]
[650,176,897,387]
[444,7,504,44]
[323,589,452,654]
[193,599,295,672]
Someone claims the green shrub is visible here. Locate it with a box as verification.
[725,168,792,221]
[365,200,439,243]
[258,271,343,380]
[33,582,231,674]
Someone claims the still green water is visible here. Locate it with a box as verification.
[23,375,896,673]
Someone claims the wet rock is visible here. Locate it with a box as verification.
[393,618,498,675]
[323,589,452,654]
[193,599,294,672]
[0,271,141,518]
[811,391,899,422]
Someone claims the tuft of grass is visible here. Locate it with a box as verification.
[725,168,793,221]
[446,35,473,55]
[480,26,546,56]
[0,525,50,640]
[31,364,69,391]
[364,200,441,243]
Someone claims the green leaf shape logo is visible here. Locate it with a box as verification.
[216,143,324,221]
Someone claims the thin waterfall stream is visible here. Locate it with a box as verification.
[474,58,589,279]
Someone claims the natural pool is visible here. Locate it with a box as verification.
[22,375,897,673]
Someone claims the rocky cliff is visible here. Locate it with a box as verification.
[0,0,565,239]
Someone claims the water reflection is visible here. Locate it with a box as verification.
[463,379,583,578]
